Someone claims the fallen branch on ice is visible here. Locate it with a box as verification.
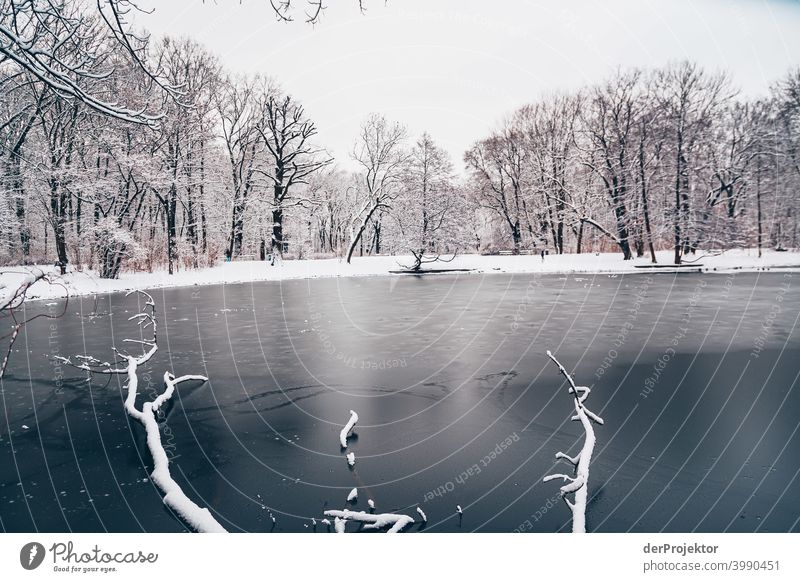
[324,509,415,533]
[543,350,604,533]
[339,409,358,448]
[55,290,227,533]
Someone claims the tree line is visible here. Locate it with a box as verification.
[1,4,799,277]
[467,64,800,264]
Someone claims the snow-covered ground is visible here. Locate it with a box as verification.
[2,249,798,303]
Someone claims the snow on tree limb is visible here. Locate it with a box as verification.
[339,409,358,448]
[324,509,414,533]
[0,268,44,311]
[0,1,173,126]
[1,268,67,380]
[135,369,226,532]
[543,351,604,533]
[56,290,227,533]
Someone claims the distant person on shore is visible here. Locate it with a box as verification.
[540,249,546,262]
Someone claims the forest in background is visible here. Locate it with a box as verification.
[2,1,800,278]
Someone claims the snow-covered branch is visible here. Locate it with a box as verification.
[0,267,46,311]
[543,350,604,533]
[0,0,169,126]
[339,409,358,448]
[56,290,227,533]
[323,509,415,533]
[54,290,158,374]
[1,268,67,380]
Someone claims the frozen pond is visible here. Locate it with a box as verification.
[1,271,798,532]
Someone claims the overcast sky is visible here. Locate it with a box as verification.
[136,0,800,171]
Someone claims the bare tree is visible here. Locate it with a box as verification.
[518,94,582,253]
[305,167,357,254]
[577,69,643,260]
[35,89,83,272]
[393,132,461,271]
[149,37,219,274]
[704,101,770,251]
[0,69,48,262]
[654,62,731,264]
[632,76,664,263]
[464,125,527,253]
[256,92,332,258]
[217,75,265,260]
[771,68,800,249]
[347,113,407,263]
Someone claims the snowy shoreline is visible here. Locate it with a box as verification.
[2,249,798,303]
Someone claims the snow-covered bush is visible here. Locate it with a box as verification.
[92,217,145,279]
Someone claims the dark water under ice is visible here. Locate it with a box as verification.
[1,271,798,533]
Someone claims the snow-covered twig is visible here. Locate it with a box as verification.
[339,409,358,448]
[1,268,68,380]
[334,516,347,533]
[324,509,415,533]
[347,487,358,503]
[53,290,158,375]
[543,351,604,533]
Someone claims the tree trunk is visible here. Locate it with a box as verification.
[186,147,198,268]
[166,189,178,274]
[271,206,284,256]
[555,192,565,254]
[637,124,657,263]
[347,203,382,264]
[674,143,684,265]
[166,139,180,274]
[641,179,656,264]
[199,141,208,254]
[12,156,30,261]
[756,156,763,258]
[228,205,244,260]
[75,195,82,269]
[611,196,633,260]
[373,220,381,255]
[49,179,69,272]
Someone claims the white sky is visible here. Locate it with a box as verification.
[136,0,800,171]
